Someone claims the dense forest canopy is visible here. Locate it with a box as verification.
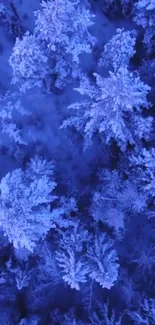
[0,0,154,324]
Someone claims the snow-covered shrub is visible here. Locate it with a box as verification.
[62,67,152,151]
[133,0,155,53]
[100,28,136,71]
[9,32,48,92]
[56,223,119,290]
[34,0,96,88]
[0,156,58,252]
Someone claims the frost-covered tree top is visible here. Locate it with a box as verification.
[9,32,48,92]
[62,67,152,150]
[133,0,155,51]
[89,301,123,325]
[130,148,155,200]
[56,222,119,290]
[0,93,28,145]
[34,0,96,64]
[0,156,57,252]
[133,0,155,28]
[91,169,147,236]
[128,298,155,324]
[10,0,96,91]
[100,28,136,71]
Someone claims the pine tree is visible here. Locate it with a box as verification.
[34,0,96,88]
[9,32,48,92]
[99,28,136,71]
[133,0,155,53]
[62,67,152,150]
[0,156,57,252]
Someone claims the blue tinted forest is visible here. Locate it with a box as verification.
[0,0,154,324]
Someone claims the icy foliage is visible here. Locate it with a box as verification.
[133,0,155,52]
[56,223,119,290]
[100,28,136,71]
[0,156,57,251]
[62,67,152,150]
[9,32,48,92]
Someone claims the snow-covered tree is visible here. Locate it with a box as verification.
[91,169,147,237]
[56,222,119,290]
[89,301,123,325]
[128,298,155,324]
[86,233,119,289]
[129,148,155,201]
[56,222,90,290]
[34,0,95,62]
[62,67,152,150]
[131,242,155,274]
[0,156,58,252]
[99,28,136,71]
[34,0,96,88]
[133,0,155,53]
[50,309,87,325]
[0,93,28,145]
[9,32,48,92]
